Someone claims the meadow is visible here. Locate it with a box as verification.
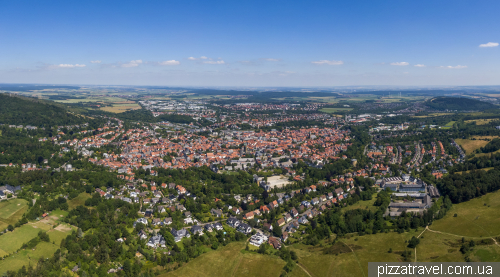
[465,118,499,125]
[67,192,91,210]
[455,136,494,154]
[0,199,28,231]
[319,108,353,113]
[163,189,500,277]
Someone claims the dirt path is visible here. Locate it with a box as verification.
[297,263,314,277]
[426,226,500,247]
[230,256,243,277]
[342,241,366,277]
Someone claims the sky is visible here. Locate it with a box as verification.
[0,0,499,87]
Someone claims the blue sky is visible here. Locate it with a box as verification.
[0,0,499,86]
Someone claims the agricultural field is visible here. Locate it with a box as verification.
[319,108,353,113]
[0,241,60,275]
[0,199,29,231]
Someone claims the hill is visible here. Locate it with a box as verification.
[426,97,497,111]
[0,93,89,127]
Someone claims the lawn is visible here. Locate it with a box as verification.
[430,190,500,238]
[68,192,91,209]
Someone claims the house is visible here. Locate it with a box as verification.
[298,216,309,224]
[147,235,166,248]
[210,208,223,218]
[162,217,172,226]
[249,232,268,246]
[152,218,162,226]
[245,211,254,220]
[263,222,273,231]
[204,224,214,232]
[176,185,187,195]
[213,222,224,231]
[282,232,289,241]
[138,230,148,240]
[191,225,204,235]
[285,214,292,222]
[335,187,344,195]
[184,217,194,225]
[269,237,282,249]
[290,208,299,217]
[227,217,240,228]
[237,223,252,234]
[184,211,192,218]
[277,218,286,227]
[171,228,191,242]
[134,217,148,227]
[145,209,154,218]
[310,198,319,206]
[260,205,270,214]
[327,192,334,199]
[156,206,166,213]
[232,207,242,215]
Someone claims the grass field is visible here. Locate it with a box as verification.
[342,193,378,213]
[455,137,493,154]
[319,108,353,113]
[430,190,500,238]
[455,167,494,175]
[68,192,91,209]
[100,103,141,113]
[465,118,499,125]
[160,242,288,277]
[154,188,500,276]
[0,199,28,231]
[0,241,59,275]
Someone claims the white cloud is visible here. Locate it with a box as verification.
[200,56,208,60]
[188,57,197,60]
[121,60,143,68]
[440,65,468,69]
[90,60,101,64]
[311,60,344,65]
[414,64,425,67]
[263,58,279,61]
[479,42,499,48]
[159,60,180,65]
[203,60,225,64]
[390,62,409,66]
[57,64,86,68]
